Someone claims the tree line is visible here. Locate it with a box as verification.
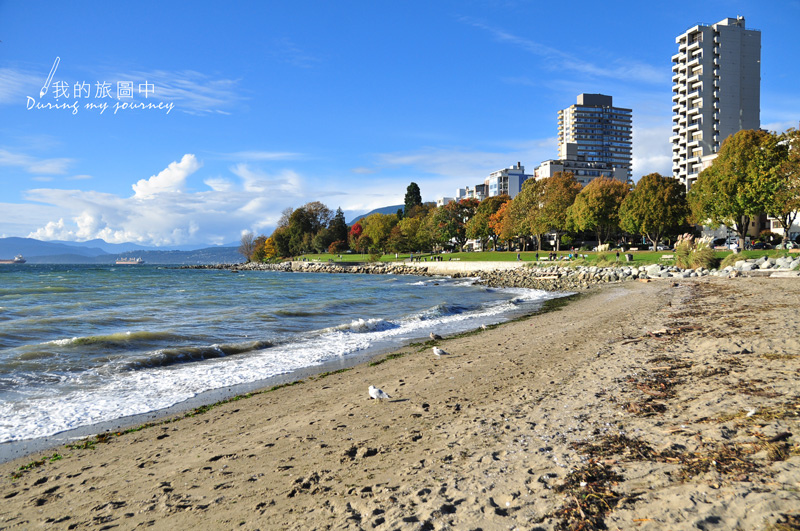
[239,128,799,260]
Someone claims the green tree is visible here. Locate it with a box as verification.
[286,207,315,256]
[386,225,409,253]
[567,177,630,245]
[688,129,788,246]
[509,178,547,250]
[271,227,290,257]
[540,172,582,251]
[311,227,336,253]
[251,234,267,262]
[620,173,689,251]
[329,207,349,244]
[404,182,423,216]
[361,213,399,252]
[466,194,510,250]
[769,128,800,244]
[431,198,479,251]
[396,216,424,252]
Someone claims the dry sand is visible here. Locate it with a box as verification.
[1,277,798,530]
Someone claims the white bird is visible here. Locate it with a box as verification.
[369,385,391,400]
[430,332,443,340]
[480,324,487,330]
[432,346,449,356]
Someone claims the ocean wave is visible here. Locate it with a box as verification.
[329,318,399,334]
[46,330,179,348]
[122,340,274,370]
[411,302,476,321]
[273,309,329,318]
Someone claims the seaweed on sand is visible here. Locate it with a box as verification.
[552,461,631,530]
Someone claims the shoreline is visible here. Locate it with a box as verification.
[2,276,798,529]
[0,275,572,464]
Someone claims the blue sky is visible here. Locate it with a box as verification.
[1,1,798,247]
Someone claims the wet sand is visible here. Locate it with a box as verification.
[1,277,798,529]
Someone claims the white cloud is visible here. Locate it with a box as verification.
[20,155,318,246]
[132,154,202,198]
[120,69,243,115]
[229,164,303,195]
[763,120,800,134]
[0,148,73,175]
[203,177,233,192]
[0,67,41,105]
[631,125,673,179]
[462,18,666,85]
[271,38,321,68]
[219,151,302,161]
[376,139,555,180]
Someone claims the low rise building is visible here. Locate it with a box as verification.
[534,143,628,187]
[485,162,531,198]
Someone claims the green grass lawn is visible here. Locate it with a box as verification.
[291,248,797,268]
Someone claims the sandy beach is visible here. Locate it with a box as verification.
[1,276,798,530]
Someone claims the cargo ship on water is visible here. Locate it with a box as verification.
[115,257,145,265]
[0,255,26,264]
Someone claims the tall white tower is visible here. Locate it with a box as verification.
[671,16,761,188]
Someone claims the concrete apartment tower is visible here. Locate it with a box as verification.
[671,16,761,188]
[557,94,633,182]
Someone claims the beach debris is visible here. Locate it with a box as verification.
[552,460,628,530]
[432,347,449,356]
[429,332,443,340]
[368,385,391,400]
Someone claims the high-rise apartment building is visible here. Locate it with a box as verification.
[671,16,761,188]
[557,94,633,181]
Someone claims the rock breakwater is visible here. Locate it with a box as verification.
[182,254,798,291]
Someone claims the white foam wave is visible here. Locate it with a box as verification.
[48,337,79,346]
[0,286,563,443]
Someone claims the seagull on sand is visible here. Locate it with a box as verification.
[430,332,442,340]
[369,385,391,400]
[432,346,449,356]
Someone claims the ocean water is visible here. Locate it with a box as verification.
[0,264,561,443]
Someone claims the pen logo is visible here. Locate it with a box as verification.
[40,56,60,98]
[27,57,175,115]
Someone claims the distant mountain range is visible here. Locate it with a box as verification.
[2,207,420,264]
[0,237,242,265]
[347,205,404,225]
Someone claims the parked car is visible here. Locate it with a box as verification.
[656,244,669,251]
[752,242,770,250]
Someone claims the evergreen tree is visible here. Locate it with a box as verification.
[404,182,422,215]
[329,207,349,243]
